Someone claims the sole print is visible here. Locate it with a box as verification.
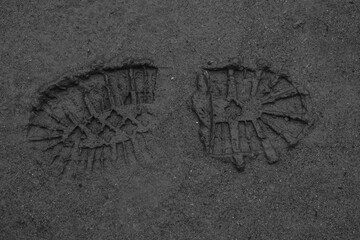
[192,58,315,171]
[27,58,160,176]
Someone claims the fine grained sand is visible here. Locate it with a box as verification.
[1,0,360,239]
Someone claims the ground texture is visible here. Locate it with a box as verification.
[1,0,360,239]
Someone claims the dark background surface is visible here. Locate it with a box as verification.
[1,0,360,239]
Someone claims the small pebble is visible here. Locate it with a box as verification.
[293,20,305,29]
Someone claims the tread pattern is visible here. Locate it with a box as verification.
[27,58,158,174]
[192,58,314,171]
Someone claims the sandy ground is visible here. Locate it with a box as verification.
[1,0,360,239]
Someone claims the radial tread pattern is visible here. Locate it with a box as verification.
[192,58,314,171]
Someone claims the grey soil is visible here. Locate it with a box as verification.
[1,0,360,239]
